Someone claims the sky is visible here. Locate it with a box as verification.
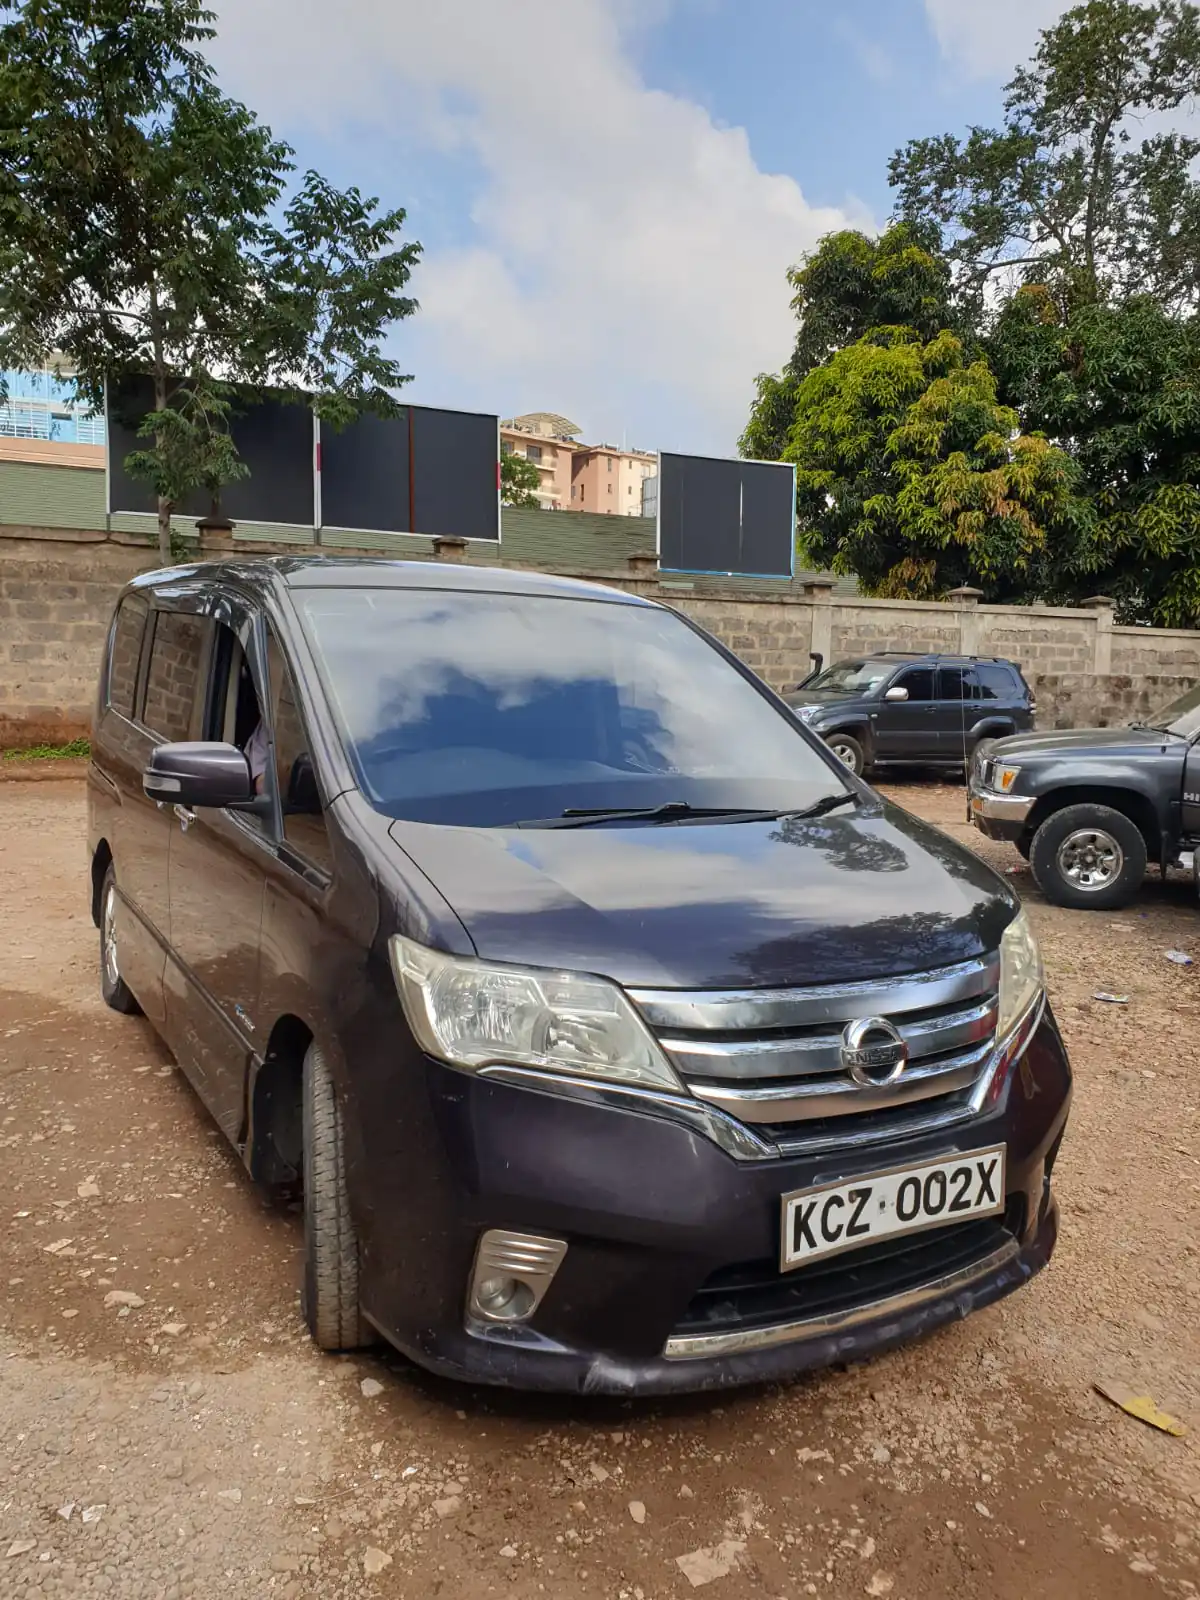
[209,0,1072,457]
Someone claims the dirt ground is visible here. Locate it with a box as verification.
[0,777,1197,1600]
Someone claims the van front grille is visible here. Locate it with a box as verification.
[628,956,999,1156]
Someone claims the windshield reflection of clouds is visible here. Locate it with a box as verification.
[299,590,837,815]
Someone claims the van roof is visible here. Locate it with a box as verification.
[128,554,655,607]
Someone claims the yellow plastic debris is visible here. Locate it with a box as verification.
[1094,1380,1187,1437]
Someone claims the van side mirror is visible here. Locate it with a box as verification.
[144,741,254,809]
[884,686,909,703]
[285,752,322,816]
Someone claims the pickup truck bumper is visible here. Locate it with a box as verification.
[967,786,1034,842]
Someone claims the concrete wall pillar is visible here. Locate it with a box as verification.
[1082,596,1115,674]
[946,587,984,655]
[802,578,836,667]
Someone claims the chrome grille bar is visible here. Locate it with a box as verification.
[628,956,997,1034]
[660,996,997,1083]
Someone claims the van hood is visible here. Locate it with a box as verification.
[387,803,1015,990]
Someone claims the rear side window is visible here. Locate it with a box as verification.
[143,612,210,742]
[107,594,148,719]
[936,666,972,702]
[972,664,1020,701]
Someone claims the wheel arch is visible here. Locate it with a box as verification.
[1025,786,1161,856]
[247,1013,313,1191]
[90,840,114,928]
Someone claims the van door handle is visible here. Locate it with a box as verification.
[173,805,196,832]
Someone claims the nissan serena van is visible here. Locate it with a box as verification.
[87,558,1070,1393]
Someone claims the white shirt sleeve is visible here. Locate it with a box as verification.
[245,721,270,784]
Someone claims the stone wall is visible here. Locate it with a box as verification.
[3,523,1200,747]
[1032,673,1197,730]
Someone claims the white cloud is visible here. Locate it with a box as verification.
[210,0,864,456]
[923,0,1069,79]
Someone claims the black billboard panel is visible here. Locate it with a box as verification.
[320,404,499,540]
[106,378,314,526]
[657,451,795,578]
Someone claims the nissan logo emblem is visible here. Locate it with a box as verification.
[840,1016,909,1087]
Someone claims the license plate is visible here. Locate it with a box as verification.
[779,1145,1006,1271]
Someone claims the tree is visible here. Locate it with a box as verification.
[740,221,961,461]
[990,287,1200,623]
[890,1,1200,318]
[786,329,1084,597]
[0,0,420,562]
[500,449,542,508]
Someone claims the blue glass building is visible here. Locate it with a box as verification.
[0,362,106,445]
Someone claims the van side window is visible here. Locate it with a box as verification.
[206,621,269,829]
[143,611,210,742]
[107,594,149,719]
[267,633,334,874]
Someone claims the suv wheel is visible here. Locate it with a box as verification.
[1029,804,1147,910]
[825,732,865,776]
[302,1039,370,1351]
[99,865,141,1014]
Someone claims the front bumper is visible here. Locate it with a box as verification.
[968,786,1034,841]
[349,1008,1071,1395]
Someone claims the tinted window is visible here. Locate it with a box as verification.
[267,633,334,872]
[143,612,209,742]
[297,588,845,827]
[972,664,1018,701]
[893,667,935,701]
[937,666,972,702]
[107,594,148,720]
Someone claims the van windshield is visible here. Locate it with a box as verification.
[296,587,846,826]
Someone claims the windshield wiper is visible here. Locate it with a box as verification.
[778,792,859,822]
[516,793,859,829]
[1130,721,1188,740]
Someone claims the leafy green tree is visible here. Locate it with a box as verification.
[787,329,1083,597]
[0,0,420,562]
[500,449,542,508]
[740,221,960,461]
[890,1,1200,317]
[990,287,1200,622]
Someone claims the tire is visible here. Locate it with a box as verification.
[825,731,865,777]
[302,1039,369,1351]
[1029,804,1147,910]
[98,864,141,1015]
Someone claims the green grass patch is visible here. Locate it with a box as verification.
[2,737,91,762]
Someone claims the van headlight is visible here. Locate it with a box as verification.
[997,909,1044,1041]
[389,937,682,1092]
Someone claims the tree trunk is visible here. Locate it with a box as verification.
[156,492,172,566]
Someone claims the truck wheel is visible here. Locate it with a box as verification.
[302,1040,370,1351]
[1029,805,1147,910]
[98,864,141,1015]
[825,732,864,776]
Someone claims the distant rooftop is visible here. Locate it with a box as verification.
[501,412,582,440]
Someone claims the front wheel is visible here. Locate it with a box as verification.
[1029,804,1147,910]
[302,1040,370,1351]
[98,865,141,1015]
[825,731,865,777]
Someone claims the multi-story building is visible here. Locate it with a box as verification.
[1,359,106,445]
[569,441,656,517]
[502,411,657,516]
[500,412,582,510]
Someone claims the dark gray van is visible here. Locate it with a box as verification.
[88,558,1071,1393]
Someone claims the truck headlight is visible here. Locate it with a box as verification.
[992,762,1021,793]
[389,937,682,1092]
[997,909,1044,1041]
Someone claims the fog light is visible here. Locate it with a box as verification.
[467,1230,568,1328]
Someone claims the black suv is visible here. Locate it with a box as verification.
[87,558,1069,1394]
[786,654,1034,777]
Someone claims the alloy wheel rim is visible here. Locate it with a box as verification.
[831,741,858,770]
[1057,828,1123,891]
[102,883,120,987]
